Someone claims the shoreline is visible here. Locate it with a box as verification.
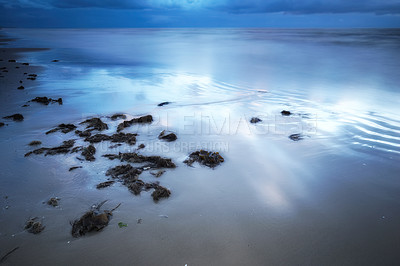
[0,32,48,127]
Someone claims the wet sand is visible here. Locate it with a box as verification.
[1,29,400,265]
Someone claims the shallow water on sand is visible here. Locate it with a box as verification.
[1,28,400,265]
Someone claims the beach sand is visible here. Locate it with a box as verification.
[1,29,400,265]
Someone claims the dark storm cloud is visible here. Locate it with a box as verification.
[0,0,183,9]
[211,0,400,15]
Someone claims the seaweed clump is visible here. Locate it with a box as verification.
[47,197,60,207]
[84,133,137,145]
[250,117,262,124]
[3,114,24,121]
[46,123,77,134]
[117,115,153,132]
[81,145,96,161]
[96,181,115,189]
[30,97,62,105]
[71,201,121,238]
[29,141,42,146]
[69,166,82,171]
[105,164,170,199]
[25,217,45,234]
[289,133,303,141]
[25,140,75,157]
[157,102,171,107]
[103,152,176,169]
[80,118,108,131]
[184,150,224,168]
[152,186,171,202]
[111,114,126,120]
[158,130,177,142]
[106,164,142,183]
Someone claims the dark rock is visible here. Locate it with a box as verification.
[3,114,24,121]
[96,181,115,189]
[152,186,171,202]
[22,104,29,107]
[75,130,91,137]
[2,70,8,72]
[111,114,127,120]
[69,166,82,171]
[31,97,62,105]
[158,102,171,107]
[81,145,96,161]
[29,141,42,146]
[46,123,77,134]
[158,130,177,142]
[22,63,29,66]
[17,86,24,90]
[47,197,60,207]
[117,115,153,132]
[0,122,4,127]
[137,143,145,150]
[25,217,45,234]
[289,133,303,141]
[281,110,291,116]
[80,118,108,131]
[52,60,59,62]
[19,80,23,83]
[27,77,36,80]
[250,117,262,123]
[184,150,224,168]
[8,59,16,62]
[28,74,37,77]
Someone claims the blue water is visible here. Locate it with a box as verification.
[1,28,400,265]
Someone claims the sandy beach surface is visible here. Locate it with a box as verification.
[1,28,400,265]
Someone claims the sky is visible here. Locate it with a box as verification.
[1,0,400,28]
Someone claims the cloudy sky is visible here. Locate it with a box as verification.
[1,0,400,28]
